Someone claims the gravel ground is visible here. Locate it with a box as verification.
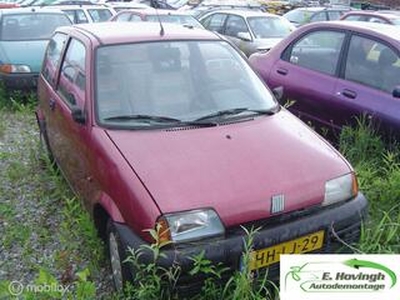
[0,111,114,299]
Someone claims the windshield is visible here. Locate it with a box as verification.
[248,16,293,38]
[283,9,312,24]
[146,15,203,28]
[391,18,400,26]
[95,40,277,128]
[0,13,71,41]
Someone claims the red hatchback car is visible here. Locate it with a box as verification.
[36,22,367,292]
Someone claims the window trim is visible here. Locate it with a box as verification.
[340,32,400,93]
[41,32,69,89]
[56,37,87,109]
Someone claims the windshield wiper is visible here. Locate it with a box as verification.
[104,114,182,123]
[194,107,276,122]
[104,114,217,127]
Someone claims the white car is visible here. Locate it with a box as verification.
[51,5,116,23]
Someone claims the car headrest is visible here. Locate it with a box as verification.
[378,48,398,67]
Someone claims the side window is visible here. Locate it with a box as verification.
[88,9,112,22]
[58,39,86,108]
[64,10,88,24]
[343,15,364,21]
[328,11,341,20]
[345,35,400,93]
[129,14,142,22]
[42,32,68,86]
[225,15,249,37]
[310,12,327,22]
[115,12,132,21]
[286,30,345,75]
[203,13,227,34]
[369,17,386,24]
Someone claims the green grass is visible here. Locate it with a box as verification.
[339,117,400,253]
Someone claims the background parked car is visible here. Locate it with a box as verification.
[51,4,115,23]
[199,10,295,56]
[340,11,400,26]
[36,21,367,293]
[249,21,400,140]
[104,1,151,12]
[110,9,203,28]
[0,7,72,90]
[282,6,351,27]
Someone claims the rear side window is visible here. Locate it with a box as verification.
[286,30,345,76]
[345,35,400,93]
[42,33,68,86]
[58,39,86,108]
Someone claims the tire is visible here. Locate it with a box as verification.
[106,220,133,292]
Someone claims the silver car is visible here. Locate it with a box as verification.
[199,10,295,56]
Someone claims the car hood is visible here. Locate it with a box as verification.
[106,111,351,227]
[254,38,283,51]
[0,40,48,73]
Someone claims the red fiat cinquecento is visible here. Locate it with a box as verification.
[36,22,368,292]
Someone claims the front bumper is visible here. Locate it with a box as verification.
[0,72,39,91]
[115,193,368,293]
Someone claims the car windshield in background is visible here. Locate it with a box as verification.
[284,9,311,24]
[95,40,277,128]
[146,15,203,28]
[0,13,71,41]
[390,18,400,26]
[248,16,293,38]
[88,9,113,22]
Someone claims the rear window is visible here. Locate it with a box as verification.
[0,13,72,41]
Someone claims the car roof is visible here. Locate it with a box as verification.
[0,6,66,15]
[200,9,280,18]
[137,9,193,16]
[51,4,112,9]
[66,21,219,44]
[342,10,399,17]
[312,20,400,41]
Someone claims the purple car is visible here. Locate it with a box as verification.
[249,21,400,139]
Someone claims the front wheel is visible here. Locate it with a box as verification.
[106,220,132,292]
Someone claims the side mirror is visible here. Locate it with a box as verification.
[237,32,251,42]
[392,86,400,98]
[272,86,284,101]
[71,106,86,124]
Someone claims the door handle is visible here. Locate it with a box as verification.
[341,89,357,99]
[276,68,288,75]
[49,98,56,111]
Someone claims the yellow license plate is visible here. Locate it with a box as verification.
[249,230,325,271]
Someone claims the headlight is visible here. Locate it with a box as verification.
[158,209,224,243]
[0,64,31,74]
[322,173,358,206]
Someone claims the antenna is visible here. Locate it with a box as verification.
[155,6,164,36]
